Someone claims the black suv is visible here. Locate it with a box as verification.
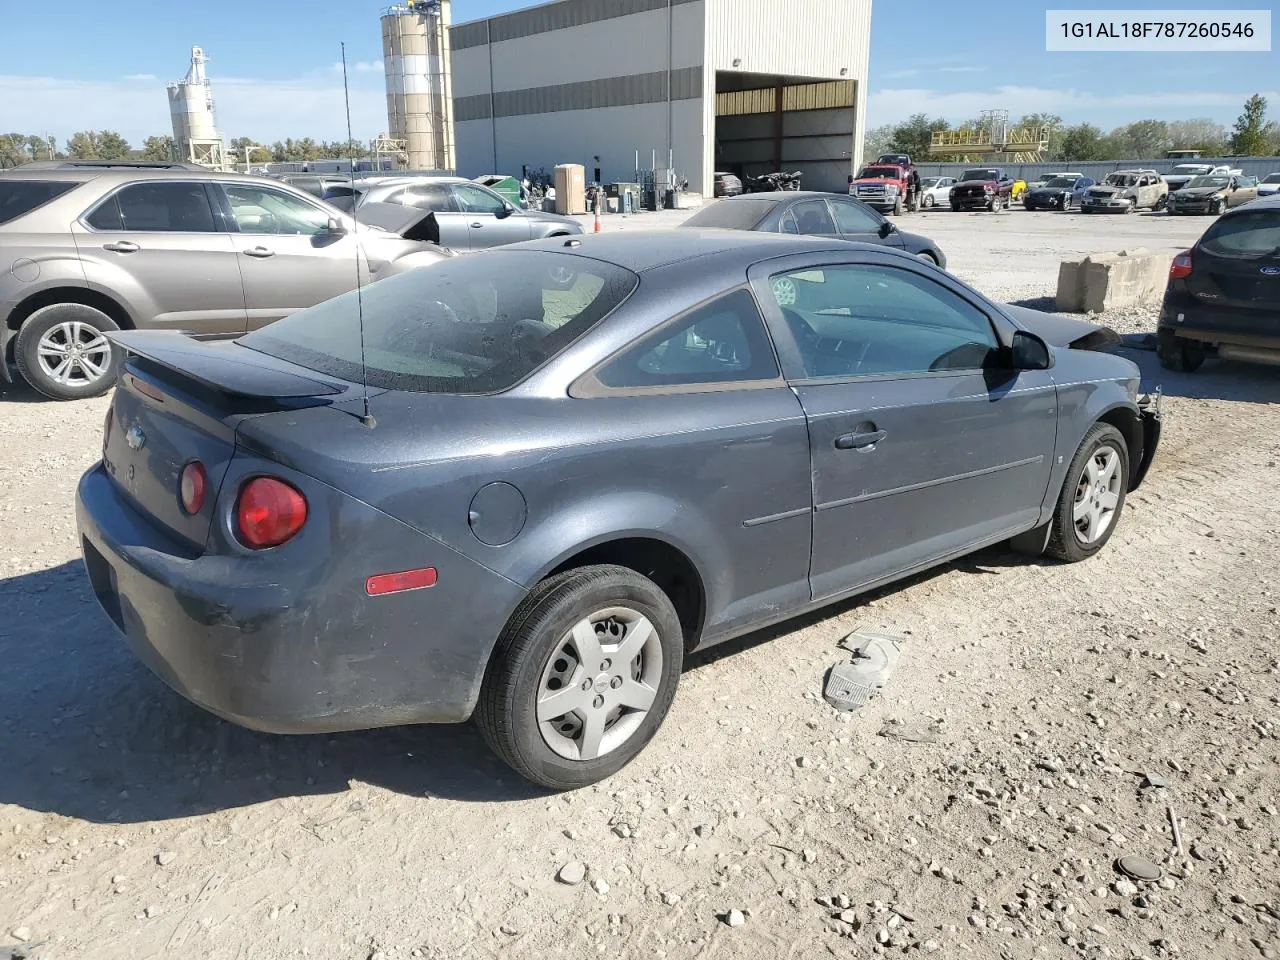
[1157,194,1280,371]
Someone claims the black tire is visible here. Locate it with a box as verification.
[988,195,1002,212]
[923,194,935,208]
[476,564,684,791]
[893,196,904,217]
[1211,199,1224,216]
[917,250,939,266]
[1046,423,1130,563]
[1157,330,1206,372]
[14,303,121,401]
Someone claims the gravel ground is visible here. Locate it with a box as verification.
[3,208,1280,960]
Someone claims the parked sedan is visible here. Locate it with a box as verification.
[682,193,946,266]
[0,165,449,400]
[1166,175,1259,215]
[1157,194,1280,371]
[713,172,744,197]
[1081,170,1167,214]
[918,176,956,208]
[77,231,1160,790]
[1023,175,1096,211]
[346,176,583,250]
[1258,173,1280,198]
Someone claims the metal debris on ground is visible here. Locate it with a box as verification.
[1140,771,1171,792]
[1116,855,1163,882]
[823,630,904,711]
[1168,805,1185,857]
[877,720,941,744]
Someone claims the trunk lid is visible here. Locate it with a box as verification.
[103,332,353,550]
[1187,251,1280,311]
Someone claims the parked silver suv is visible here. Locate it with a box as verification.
[0,162,450,400]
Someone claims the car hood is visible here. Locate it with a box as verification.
[1174,186,1227,198]
[1003,304,1121,351]
[352,201,442,243]
[854,177,902,185]
[1028,186,1070,197]
[954,179,997,187]
[526,210,582,228]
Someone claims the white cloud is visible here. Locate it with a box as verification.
[866,84,1280,127]
[936,66,985,74]
[122,73,157,82]
[0,73,388,145]
[331,60,385,75]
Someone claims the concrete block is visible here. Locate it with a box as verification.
[1054,248,1171,314]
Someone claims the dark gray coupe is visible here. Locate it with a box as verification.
[681,193,947,267]
[76,231,1160,789]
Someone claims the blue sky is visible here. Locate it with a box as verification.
[1,0,1276,146]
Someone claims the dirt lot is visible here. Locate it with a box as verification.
[2,208,1279,960]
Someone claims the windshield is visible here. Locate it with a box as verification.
[1171,165,1211,175]
[921,178,941,188]
[1199,211,1280,258]
[240,251,637,394]
[1105,174,1138,187]
[1043,177,1076,188]
[0,180,78,224]
[1263,174,1280,184]
[1187,176,1230,189]
[858,166,901,179]
[960,169,999,181]
[682,198,775,229]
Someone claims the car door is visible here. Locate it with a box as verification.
[396,183,471,249]
[74,180,247,335]
[751,252,1058,600]
[782,198,842,240]
[216,181,366,330]
[826,197,901,249]
[452,182,532,249]
[1230,177,1258,206]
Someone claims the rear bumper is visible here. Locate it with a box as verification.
[1081,199,1132,212]
[75,461,526,734]
[1159,297,1280,351]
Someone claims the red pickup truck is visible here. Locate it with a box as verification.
[948,167,1016,211]
[849,161,919,216]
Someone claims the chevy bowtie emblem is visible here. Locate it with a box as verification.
[125,425,146,451]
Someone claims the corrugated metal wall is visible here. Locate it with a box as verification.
[706,0,871,79]
[915,157,1280,179]
[715,80,855,117]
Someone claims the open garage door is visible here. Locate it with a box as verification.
[715,75,856,194]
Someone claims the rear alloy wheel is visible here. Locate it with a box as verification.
[922,194,935,208]
[477,564,683,790]
[1046,423,1130,562]
[893,196,905,216]
[14,303,121,401]
[1157,330,1206,372]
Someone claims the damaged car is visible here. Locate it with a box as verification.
[1022,174,1095,211]
[76,231,1159,790]
[0,164,451,400]
[1081,170,1168,214]
[1166,174,1259,216]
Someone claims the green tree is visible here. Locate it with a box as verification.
[1231,94,1270,155]
[887,113,950,160]
[861,124,895,164]
[1015,113,1064,157]
[1057,122,1107,161]
[66,130,100,159]
[1167,118,1229,157]
[1103,119,1171,159]
[0,134,26,169]
[141,135,175,161]
[97,131,131,160]
[1266,121,1280,155]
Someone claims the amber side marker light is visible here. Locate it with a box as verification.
[366,567,439,597]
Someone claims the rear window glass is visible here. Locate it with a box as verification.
[1199,211,1280,258]
[240,251,637,394]
[682,199,775,230]
[0,180,77,225]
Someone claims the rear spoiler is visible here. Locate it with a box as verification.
[108,331,347,399]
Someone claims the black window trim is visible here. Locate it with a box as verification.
[748,252,1017,386]
[78,179,223,235]
[569,284,786,398]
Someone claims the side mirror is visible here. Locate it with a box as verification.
[1010,330,1051,370]
[496,203,514,220]
[326,217,347,235]
[878,221,895,238]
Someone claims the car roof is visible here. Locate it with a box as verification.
[515,229,859,274]
[1221,193,1280,215]
[0,166,302,187]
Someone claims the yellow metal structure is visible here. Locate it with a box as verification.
[929,126,1049,162]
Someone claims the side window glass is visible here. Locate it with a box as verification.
[779,210,799,234]
[596,288,779,389]
[766,264,1000,379]
[93,182,217,232]
[792,200,837,235]
[223,185,331,235]
[401,185,457,213]
[454,184,506,215]
[827,199,880,234]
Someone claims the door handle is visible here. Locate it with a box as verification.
[470,222,484,228]
[244,246,275,258]
[103,241,139,253]
[835,429,887,451]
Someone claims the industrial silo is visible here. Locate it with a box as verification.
[167,46,227,169]
[382,1,455,172]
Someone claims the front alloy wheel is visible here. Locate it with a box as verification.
[1046,423,1130,562]
[14,302,121,401]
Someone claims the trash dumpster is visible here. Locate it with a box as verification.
[475,175,522,207]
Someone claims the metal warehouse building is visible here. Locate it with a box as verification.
[449,0,872,197]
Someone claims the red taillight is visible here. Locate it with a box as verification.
[366,567,438,596]
[1170,250,1193,280]
[236,477,307,549]
[179,461,208,515]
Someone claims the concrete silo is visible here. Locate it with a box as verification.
[167,46,227,169]
[382,1,455,172]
